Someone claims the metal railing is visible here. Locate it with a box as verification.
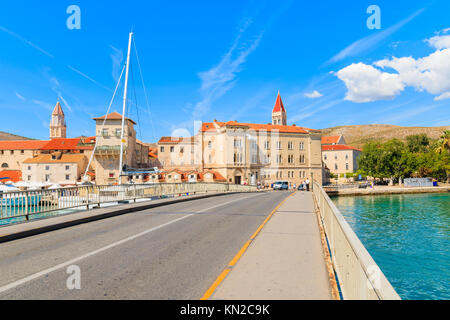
[0,183,257,222]
[312,182,400,300]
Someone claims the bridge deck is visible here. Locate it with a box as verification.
[211,191,332,300]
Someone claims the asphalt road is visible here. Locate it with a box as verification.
[0,191,290,299]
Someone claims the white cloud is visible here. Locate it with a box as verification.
[32,100,53,110]
[336,31,450,103]
[336,63,404,102]
[426,34,450,49]
[304,90,323,99]
[15,92,25,101]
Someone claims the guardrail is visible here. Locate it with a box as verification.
[0,183,257,222]
[312,182,400,300]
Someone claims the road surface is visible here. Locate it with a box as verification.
[0,192,290,299]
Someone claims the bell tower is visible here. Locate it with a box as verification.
[50,101,67,139]
[272,91,287,125]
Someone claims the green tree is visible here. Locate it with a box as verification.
[435,130,450,154]
[406,134,430,153]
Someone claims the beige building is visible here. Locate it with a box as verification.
[0,140,48,170]
[49,101,67,139]
[321,135,362,175]
[22,153,88,184]
[158,93,324,186]
[92,112,149,185]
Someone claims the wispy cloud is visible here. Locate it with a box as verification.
[191,19,264,120]
[110,45,124,82]
[0,25,54,59]
[67,65,112,92]
[304,90,323,99]
[325,8,425,65]
[32,100,53,111]
[15,92,25,101]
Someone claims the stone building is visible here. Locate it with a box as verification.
[92,112,149,185]
[158,93,324,186]
[321,135,362,175]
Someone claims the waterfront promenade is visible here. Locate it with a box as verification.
[207,191,333,300]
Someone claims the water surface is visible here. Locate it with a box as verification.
[332,192,449,300]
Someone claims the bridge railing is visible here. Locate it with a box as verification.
[312,182,400,300]
[0,182,257,222]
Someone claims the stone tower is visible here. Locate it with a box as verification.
[50,101,67,139]
[272,91,287,125]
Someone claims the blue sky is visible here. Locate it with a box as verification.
[0,0,449,142]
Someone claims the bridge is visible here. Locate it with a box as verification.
[0,183,399,300]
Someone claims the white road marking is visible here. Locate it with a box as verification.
[0,193,264,295]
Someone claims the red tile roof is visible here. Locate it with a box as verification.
[321,136,341,145]
[322,145,362,152]
[23,153,87,164]
[201,120,318,134]
[0,140,49,150]
[40,138,93,151]
[272,92,286,113]
[92,111,136,124]
[52,101,65,116]
[0,170,22,183]
[158,136,195,144]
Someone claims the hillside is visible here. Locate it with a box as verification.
[0,131,32,141]
[320,124,450,149]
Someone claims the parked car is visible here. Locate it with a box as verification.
[298,184,306,191]
[273,181,289,190]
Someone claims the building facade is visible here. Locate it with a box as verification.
[321,135,362,175]
[158,93,324,186]
[92,112,149,185]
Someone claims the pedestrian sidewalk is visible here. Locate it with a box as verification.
[211,191,332,300]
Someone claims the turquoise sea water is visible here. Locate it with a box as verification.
[332,193,450,300]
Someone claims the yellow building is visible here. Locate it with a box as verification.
[158,93,325,186]
[92,112,149,185]
[321,135,362,175]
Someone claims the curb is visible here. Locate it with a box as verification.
[0,192,249,244]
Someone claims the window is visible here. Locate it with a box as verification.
[27,175,31,181]
[264,141,270,150]
[160,146,165,153]
[276,154,282,164]
[115,129,121,137]
[180,147,184,153]
[288,154,294,164]
[234,139,241,148]
[21,150,24,154]
[45,165,50,171]
[0,150,3,155]
[324,155,327,161]
[10,150,14,155]
[346,163,349,170]
[45,174,50,182]
[299,142,305,150]
[208,141,212,149]
[334,155,338,160]
[277,141,282,150]
[345,154,349,160]
[102,129,109,137]
[27,166,31,171]
[65,175,70,180]
[1,163,8,168]
[299,155,305,164]
[335,164,338,170]
[288,141,293,150]
[170,146,175,152]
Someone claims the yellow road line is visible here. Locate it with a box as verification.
[200,191,296,300]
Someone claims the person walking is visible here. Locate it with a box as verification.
[305,178,310,191]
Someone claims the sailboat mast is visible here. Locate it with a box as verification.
[119,32,133,184]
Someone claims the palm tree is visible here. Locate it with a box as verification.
[435,130,450,154]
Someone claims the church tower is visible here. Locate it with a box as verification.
[50,101,67,139]
[272,91,287,125]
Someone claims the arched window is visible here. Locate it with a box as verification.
[1,163,8,168]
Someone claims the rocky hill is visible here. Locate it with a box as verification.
[320,124,449,149]
[0,131,32,141]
